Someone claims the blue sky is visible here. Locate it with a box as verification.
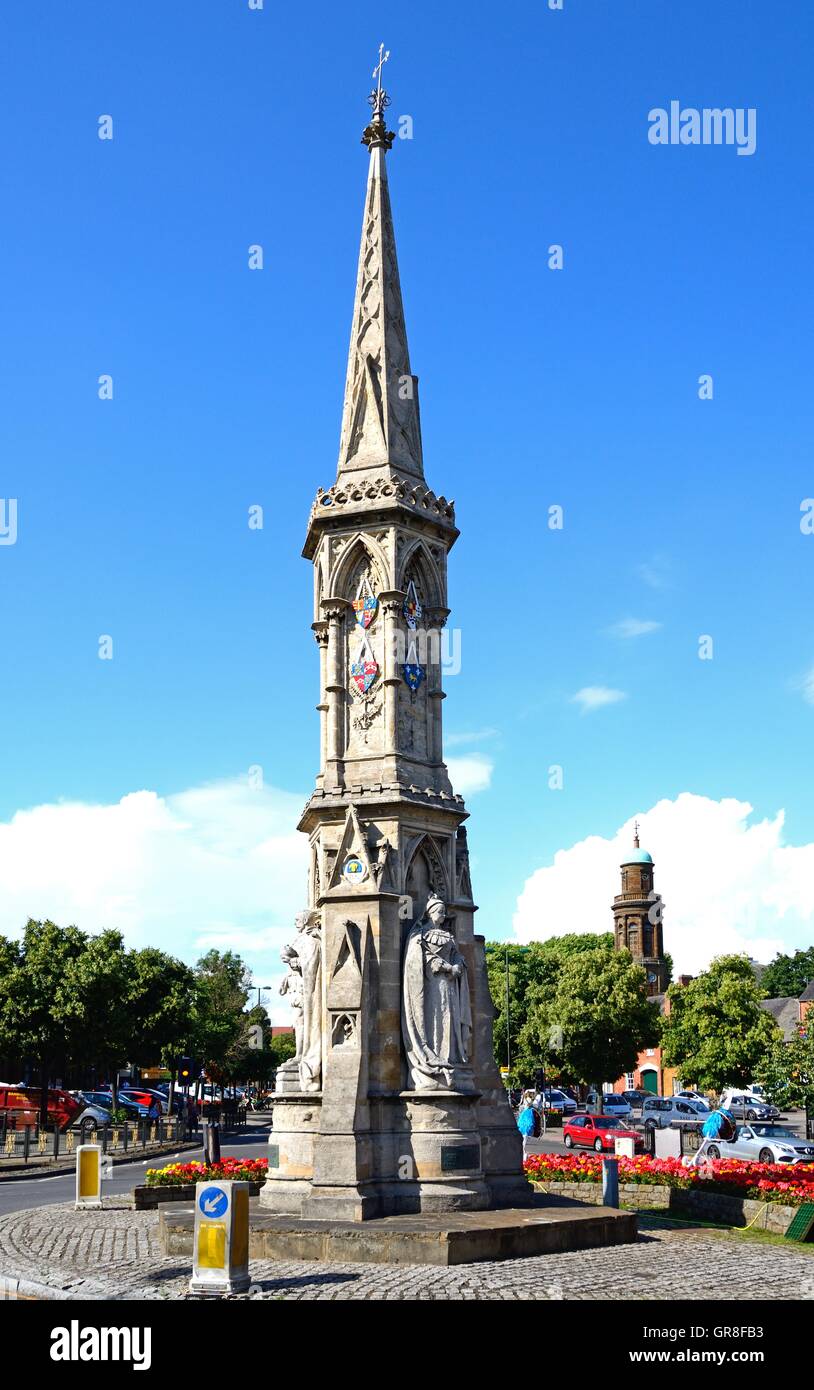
[1,2,812,984]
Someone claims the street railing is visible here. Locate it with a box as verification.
[0,1104,249,1165]
[0,1116,187,1164]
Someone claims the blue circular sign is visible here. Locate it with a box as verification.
[199,1185,229,1219]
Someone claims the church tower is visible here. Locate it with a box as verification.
[612,823,668,996]
[261,61,528,1220]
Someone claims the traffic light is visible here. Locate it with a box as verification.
[177,1055,194,1083]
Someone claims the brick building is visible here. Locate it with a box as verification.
[610,826,685,1097]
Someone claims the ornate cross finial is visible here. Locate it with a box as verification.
[367,42,392,120]
[362,43,394,150]
[373,42,389,95]
[633,819,640,848]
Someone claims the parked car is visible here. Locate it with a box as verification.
[704,1122,814,1164]
[719,1089,780,1121]
[621,1089,651,1113]
[675,1090,711,1109]
[641,1096,707,1130]
[540,1089,577,1115]
[585,1091,631,1117]
[563,1114,644,1153]
[597,1093,632,1119]
[77,1090,148,1119]
[119,1088,169,1114]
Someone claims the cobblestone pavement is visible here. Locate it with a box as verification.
[1,1202,813,1300]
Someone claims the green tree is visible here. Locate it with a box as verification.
[485,934,613,1079]
[269,1031,296,1067]
[190,950,251,1084]
[0,920,91,1124]
[56,927,132,1098]
[661,955,779,1091]
[756,1025,814,1112]
[760,948,814,1000]
[518,945,660,1092]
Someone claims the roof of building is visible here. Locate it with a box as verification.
[622,848,653,865]
[761,996,801,1042]
[799,980,814,1002]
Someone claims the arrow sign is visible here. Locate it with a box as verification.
[199,1185,229,1219]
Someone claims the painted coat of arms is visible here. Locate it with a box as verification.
[403,579,422,629]
[402,637,425,693]
[352,576,378,629]
[351,633,379,694]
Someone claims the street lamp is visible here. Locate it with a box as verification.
[485,944,530,1080]
[256,986,271,1010]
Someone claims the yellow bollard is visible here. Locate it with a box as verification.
[189,1181,251,1295]
[75,1144,102,1209]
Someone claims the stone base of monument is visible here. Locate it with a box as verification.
[261,1088,533,1219]
[159,1195,636,1267]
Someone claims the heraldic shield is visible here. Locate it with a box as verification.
[350,632,379,694]
[352,576,378,630]
[402,636,425,693]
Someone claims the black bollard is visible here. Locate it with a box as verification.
[204,1120,221,1167]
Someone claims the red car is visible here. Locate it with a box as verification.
[563,1113,644,1153]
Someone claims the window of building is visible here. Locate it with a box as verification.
[625,1073,635,1090]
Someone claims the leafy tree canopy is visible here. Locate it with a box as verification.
[517,945,661,1089]
[485,934,613,1078]
[661,954,779,1091]
[760,947,814,1000]
[757,1024,814,1111]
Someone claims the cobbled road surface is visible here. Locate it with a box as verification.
[1,1202,813,1300]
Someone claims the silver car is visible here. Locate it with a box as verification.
[642,1096,707,1130]
[705,1122,814,1164]
[720,1091,780,1122]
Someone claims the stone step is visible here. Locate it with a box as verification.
[160,1195,636,1266]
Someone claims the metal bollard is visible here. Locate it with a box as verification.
[602,1156,619,1208]
[204,1121,222,1167]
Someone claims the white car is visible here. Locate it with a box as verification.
[704,1122,814,1165]
[598,1093,632,1119]
[539,1089,577,1115]
[675,1090,711,1109]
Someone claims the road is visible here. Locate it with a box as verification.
[0,1119,272,1216]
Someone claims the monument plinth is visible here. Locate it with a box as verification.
[260,64,530,1222]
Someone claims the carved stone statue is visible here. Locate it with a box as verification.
[401,893,474,1091]
[278,909,323,1092]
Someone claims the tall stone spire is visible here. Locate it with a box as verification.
[336,66,423,481]
[261,56,529,1224]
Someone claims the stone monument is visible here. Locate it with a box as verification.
[261,55,529,1221]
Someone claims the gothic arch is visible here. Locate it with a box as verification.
[404,833,451,919]
[330,532,389,600]
[398,538,442,610]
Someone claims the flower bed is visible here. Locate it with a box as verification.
[145,1158,268,1188]
[524,1152,814,1207]
[135,1157,270,1210]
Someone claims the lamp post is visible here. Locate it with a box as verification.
[256,986,271,1010]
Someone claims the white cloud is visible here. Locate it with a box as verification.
[607,618,662,639]
[571,686,627,714]
[447,754,493,795]
[637,555,672,590]
[445,728,499,747]
[799,667,814,705]
[0,777,309,1024]
[513,793,814,976]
